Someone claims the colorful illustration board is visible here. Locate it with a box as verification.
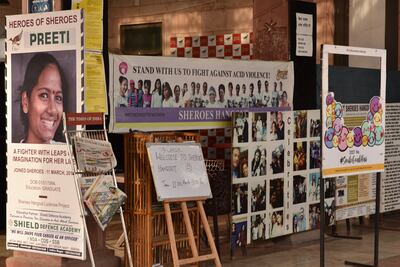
[321,45,386,178]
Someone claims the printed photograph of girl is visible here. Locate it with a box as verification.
[250,146,267,177]
[270,144,284,174]
[269,210,284,238]
[269,178,284,209]
[231,218,248,255]
[294,111,307,138]
[310,117,321,137]
[309,203,321,230]
[251,214,266,241]
[325,198,336,226]
[231,147,248,178]
[293,207,307,233]
[151,78,162,107]
[233,112,249,143]
[232,183,248,215]
[309,141,321,169]
[270,111,285,140]
[251,181,266,212]
[324,178,335,198]
[252,113,267,141]
[293,141,307,171]
[309,172,320,202]
[293,175,307,204]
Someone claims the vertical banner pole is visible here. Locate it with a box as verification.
[320,175,325,267]
[374,172,381,267]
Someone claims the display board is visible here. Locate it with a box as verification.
[109,54,293,132]
[6,10,85,259]
[381,103,400,212]
[146,143,212,201]
[230,109,331,247]
[321,45,386,178]
[335,174,375,221]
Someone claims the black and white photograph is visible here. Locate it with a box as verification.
[293,175,307,204]
[251,214,267,241]
[250,146,267,177]
[270,144,285,174]
[269,178,284,209]
[310,118,321,137]
[251,181,267,212]
[324,178,335,199]
[325,198,336,226]
[233,112,249,143]
[308,172,320,202]
[232,183,248,215]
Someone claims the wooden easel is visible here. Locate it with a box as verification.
[163,198,222,267]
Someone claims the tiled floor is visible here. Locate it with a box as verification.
[1,213,400,267]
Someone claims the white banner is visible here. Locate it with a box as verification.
[6,10,85,259]
[109,54,294,132]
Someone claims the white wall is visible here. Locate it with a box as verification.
[349,0,385,69]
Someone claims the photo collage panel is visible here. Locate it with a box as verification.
[231,111,292,246]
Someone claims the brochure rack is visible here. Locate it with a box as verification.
[63,112,133,267]
[124,132,200,267]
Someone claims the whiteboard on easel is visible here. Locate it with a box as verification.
[146,143,212,201]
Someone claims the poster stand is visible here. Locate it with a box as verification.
[343,173,381,267]
[63,112,133,267]
[320,44,386,267]
[163,198,222,267]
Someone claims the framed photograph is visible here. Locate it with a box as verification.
[28,0,54,13]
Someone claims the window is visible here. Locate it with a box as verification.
[120,22,162,55]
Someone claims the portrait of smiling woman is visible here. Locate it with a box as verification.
[12,51,76,144]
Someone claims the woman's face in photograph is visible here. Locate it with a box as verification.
[232,148,240,168]
[163,87,170,99]
[209,90,216,103]
[144,82,150,94]
[174,86,180,97]
[277,214,282,225]
[155,79,161,89]
[120,79,128,96]
[242,163,249,177]
[254,150,261,162]
[22,64,63,144]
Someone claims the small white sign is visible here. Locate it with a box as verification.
[147,143,212,201]
[296,35,313,57]
[296,13,313,36]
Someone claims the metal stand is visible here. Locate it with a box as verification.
[344,173,381,267]
[320,175,325,267]
[326,220,362,240]
[63,112,133,267]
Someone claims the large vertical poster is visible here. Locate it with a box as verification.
[321,45,386,178]
[6,10,85,259]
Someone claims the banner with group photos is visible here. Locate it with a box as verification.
[6,10,85,259]
[109,54,294,132]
